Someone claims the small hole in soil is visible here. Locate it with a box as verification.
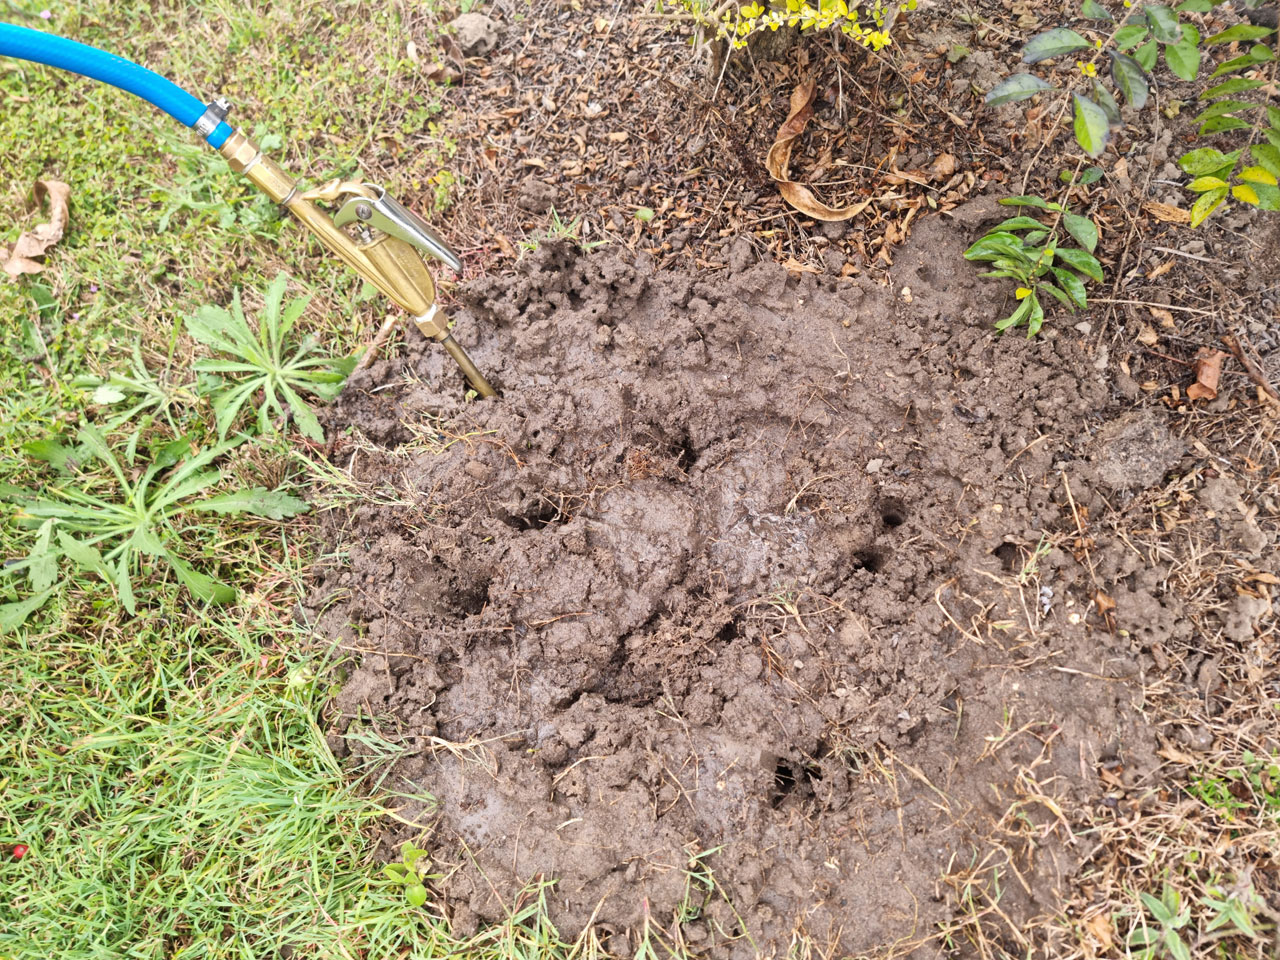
[673,431,699,472]
[993,542,1020,572]
[506,499,566,531]
[852,549,885,574]
[771,757,820,808]
[715,618,742,644]
[880,499,906,528]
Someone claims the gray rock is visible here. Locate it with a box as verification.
[448,12,500,57]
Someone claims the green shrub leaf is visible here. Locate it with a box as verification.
[1110,52,1151,108]
[1164,41,1200,80]
[1144,5,1181,42]
[1055,248,1104,281]
[1081,0,1114,19]
[1072,92,1111,156]
[999,195,1052,208]
[1201,77,1266,98]
[1188,176,1229,192]
[1063,212,1099,252]
[1023,28,1091,63]
[1205,23,1274,44]
[1199,116,1252,135]
[1194,99,1259,123]
[985,73,1055,106]
[1179,147,1242,175]
[993,216,1050,230]
[1092,80,1122,124]
[1175,0,1212,11]
[1133,38,1160,70]
[1251,144,1280,178]
[1189,185,1228,226]
[1052,267,1090,308]
[1114,24,1149,49]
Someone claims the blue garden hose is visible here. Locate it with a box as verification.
[0,22,232,147]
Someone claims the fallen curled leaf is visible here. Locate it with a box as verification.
[1187,348,1227,401]
[766,80,870,222]
[1137,323,1158,347]
[928,153,957,181]
[1149,306,1175,328]
[494,234,517,258]
[1142,200,1190,224]
[1094,590,1116,614]
[2,179,71,279]
[1084,911,1114,952]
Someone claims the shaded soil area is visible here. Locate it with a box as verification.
[301,205,1240,955]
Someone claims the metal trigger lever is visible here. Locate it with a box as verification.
[334,185,463,273]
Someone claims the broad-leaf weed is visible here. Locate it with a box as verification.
[1,424,308,622]
[187,274,355,442]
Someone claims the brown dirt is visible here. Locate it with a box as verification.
[302,204,1214,955]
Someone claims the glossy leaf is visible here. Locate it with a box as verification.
[1144,5,1181,43]
[985,73,1054,106]
[999,195,1053,208]
[1023,27,1091,63]
[1081,0,1113,19]
[1052,267,1090,308]
[1114,24,1149,49]
[1111,51,1150,108]
[1093,80,1122,124]
[1188,176,1229,192]
[1072,93,1110,157]
[1063,212,1099,251]
[1251,144,1280,178]
[1178,147,1241,176]
[1194,99,1258,123]
[1133,38,1160,71]
[1201,77,1266,99]
[1165,41,1200,80]
[1055,247,1104,281]
[993,216,1050,230]
[1189,185,1228,226]
[1205,24,1274,44]
[1199,116,1252,135]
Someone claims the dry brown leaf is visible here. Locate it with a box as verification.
[1146,259,1175,280]
[2,179,71,279]
[1137,324,1159,346]
[766,80,871,222]
[1142,201,1190,224]
[495,234,517,258]
[1157,743,1200,765]
[1094,590,1116,614]
[1149,306,1175,328]
[928,153,957,181]
[1084,911,1114,952]
[1187,348,1228,401]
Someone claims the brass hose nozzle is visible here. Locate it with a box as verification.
[218,129,496,398]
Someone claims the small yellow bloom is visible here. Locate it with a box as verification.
[1015,287,1032,300]
[1077,60,1097,77]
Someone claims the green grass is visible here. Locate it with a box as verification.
[0,2,598,957]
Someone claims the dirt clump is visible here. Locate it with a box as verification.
[311,213,1168,955]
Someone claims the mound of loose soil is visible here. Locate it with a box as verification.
[311,206,1177,955]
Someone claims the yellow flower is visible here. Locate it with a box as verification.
[1015,287,1032,300]
[1077,60,1097,77]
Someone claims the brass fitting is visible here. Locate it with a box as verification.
[218,129,496,398]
